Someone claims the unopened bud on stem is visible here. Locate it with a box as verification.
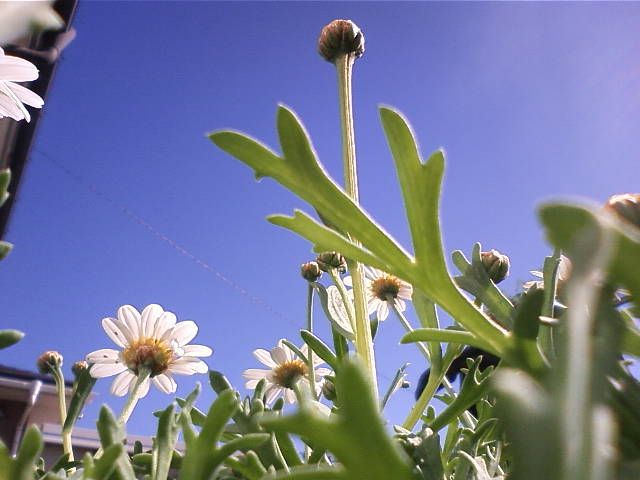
[605,193,640,230]
[301,261,322,282]
[318,19,365,63]
[480,249,510,284]
[37,350,63,375]
[316,251,347,273]
[72,360,89,377]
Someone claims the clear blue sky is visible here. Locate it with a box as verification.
[2,2,640,434]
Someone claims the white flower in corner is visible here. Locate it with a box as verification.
[87,304,212,397]
[243,340,331,405]
[345,266,413,321]
[0,1,63,45]
[0,48,44,122]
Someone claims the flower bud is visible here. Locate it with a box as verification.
[318,19,365,63]
[37,350,63,374]
[321,377,337,401]
[316,251,347,273]
[604,193,640,230]
[480,249,510,284]
[72,360,89,377]
[300,261,322,282]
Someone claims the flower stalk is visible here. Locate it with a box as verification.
[331,26,378,395]
[117,367,151,425]
[306,284,318,400]
[50,366,74,462]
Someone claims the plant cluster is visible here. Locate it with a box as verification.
[2,17,640,480]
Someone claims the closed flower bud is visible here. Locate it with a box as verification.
[318,19,365,63]
[37,350,63,374]
[321,377,337,401]
[605,193,640,230]
[316,251,347,273]
[72,360,89,377]
[300,261,322,282]
[480,249,510,284]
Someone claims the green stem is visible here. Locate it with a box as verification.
[118,368,150,425]
[539,248,562,359]
[391,301,475,429]
[306,284,317,400]
[52,367,74,462]
[335,53,378,396]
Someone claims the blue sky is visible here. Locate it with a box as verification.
[2,2,640,434]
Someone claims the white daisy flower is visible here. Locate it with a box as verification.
[345,266,413,321]
[243,340,331,405]
[0,48,44,122]
[86,304,212,397]
[0,1,63,45]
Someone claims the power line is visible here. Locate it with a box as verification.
[33,148,294,326]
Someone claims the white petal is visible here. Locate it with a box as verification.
[181,344,212,358]
[0,55,38,82]
[101,317,134,347]
[117,305,141,339]
[398,285,413,300]
[90,362,126,378]
[264,385,282,405]
[245,379,263,389]
[530,270,544,278]
[6,82,43,108]
[343,276,353,287]
[155,311,177,339]
[140,304,163,338]
[270,346,288,365]
[367,298,380,316]
[169,357,208,375]
[111,370,135,396]
[377,301,389,321]
[395,299,406,313]
[86,349,121,364]
[242,368,270,381]
[0,88,25,120]
[253,349,276,367]
[152,374,177,394]
[169,321,198,346]
[284,389,297,404]
[134,377,150,398]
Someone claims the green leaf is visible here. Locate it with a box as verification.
[0,169,10,208]
[401,328,491,351]
[96,406,136,480]
[152,403,178,480]
[509,289,546,373]
[63,367,97,432]
[0,241,12,261]
[92,444,123,479]
[300,330,339,371]
[0,329,23,349]
[12,426,42,480]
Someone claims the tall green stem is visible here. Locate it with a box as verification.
[306,284,317,400]
[52,367,73,462]
[335,53,377,395]
[118,368,150,425]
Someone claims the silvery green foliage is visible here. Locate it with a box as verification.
[2,107,640,479]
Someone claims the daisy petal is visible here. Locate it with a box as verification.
[169,358,208,375]
[90,362,126,378]
[253,349,276,367]
[245,379,263,389]
[111,370,135,397]
[152,374,177,394]
[170,321,198,346]
[0,55,39,82]
[86,348,121,364]
[377,301,389,321]
[140,304,163,338]
[118,305,141,338]
[6,82,43,108]
[242,368,270,381]
[284,389,296,404]
[315,367,332,378]
[270,346,288,365]
[395,299,406,313]
[155,311,177,339]
[182,344,212,358]
[264,385,282,405]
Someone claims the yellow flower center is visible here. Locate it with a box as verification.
[272,359,308,389]
[122,338,174,377]
[371,275,402,301]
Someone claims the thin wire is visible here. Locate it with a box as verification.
[33,148,294,326]
[32,149,399,383]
